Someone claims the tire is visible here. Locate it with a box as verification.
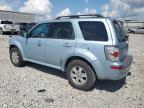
[66,60,96,91]
[130,31,135,34]
[10,47,25,67]
[0,28,3,35]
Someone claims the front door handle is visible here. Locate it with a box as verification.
[63,43,72,47]
[37,41,41,46]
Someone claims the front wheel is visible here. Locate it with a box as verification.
[66,60,96,91]
[130,31,135,33]
[10,47,25,67]
[0,28,3,35]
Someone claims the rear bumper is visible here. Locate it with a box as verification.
[92,55,133,80]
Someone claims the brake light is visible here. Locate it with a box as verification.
[105,46,119,62]
[111,66,123,70]
[111,51,119,58]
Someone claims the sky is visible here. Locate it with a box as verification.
[0,0,144,21]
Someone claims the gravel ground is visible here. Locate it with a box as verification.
[0,34,144,108]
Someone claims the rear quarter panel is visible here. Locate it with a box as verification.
[69,19,115,79]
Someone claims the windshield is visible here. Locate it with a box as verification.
[113,20,127,42]
[1,21,13,24]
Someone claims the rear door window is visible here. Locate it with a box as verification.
[79,21,108,41]
[49,22,75,39]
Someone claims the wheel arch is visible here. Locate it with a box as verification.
[9,44,25,60]
[64,56,98,78]
[9,45,18,51]
[130,30,135,33]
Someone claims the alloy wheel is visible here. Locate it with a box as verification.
[70,66,87,85]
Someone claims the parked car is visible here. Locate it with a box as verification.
[128,27,144,34]
[0,20,20,35]
[9,14,133,91]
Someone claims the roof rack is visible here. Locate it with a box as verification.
[56,14,104,19]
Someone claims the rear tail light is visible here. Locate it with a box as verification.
[105,46,119,62]
[111,66,123,70]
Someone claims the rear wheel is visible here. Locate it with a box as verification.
[66,60,96,91]
[10,47,25,67]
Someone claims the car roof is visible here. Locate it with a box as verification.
[37,15,119,24]
[56,14,104,19]
[39,18,106,24]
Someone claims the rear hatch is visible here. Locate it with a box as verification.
[113,20,129,61]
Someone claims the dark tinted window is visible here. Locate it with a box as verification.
[1,21,13,24]
[50,22,74,39]
[29,23,49,38]
[113,21,127,42]
[79,21,108,41]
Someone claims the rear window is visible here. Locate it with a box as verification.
[113,20,127,42]
[50,22,75,39]
[79,21,108,41]
[1,21,13,24]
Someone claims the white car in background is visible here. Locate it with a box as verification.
[128,27,144,34]
[0,20,20,35]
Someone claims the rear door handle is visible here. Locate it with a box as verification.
[63,43,72,47]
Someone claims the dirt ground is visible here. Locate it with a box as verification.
[0,34,144,108]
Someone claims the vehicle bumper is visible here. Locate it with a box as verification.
[92,55,133,80]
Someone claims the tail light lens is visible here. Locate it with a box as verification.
[105,46,119,62]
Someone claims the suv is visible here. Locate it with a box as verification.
[0,20,20,35]
[9,15,133,91]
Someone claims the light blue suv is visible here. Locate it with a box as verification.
[9,15,133,91]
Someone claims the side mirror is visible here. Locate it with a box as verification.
[21,30,28,38]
